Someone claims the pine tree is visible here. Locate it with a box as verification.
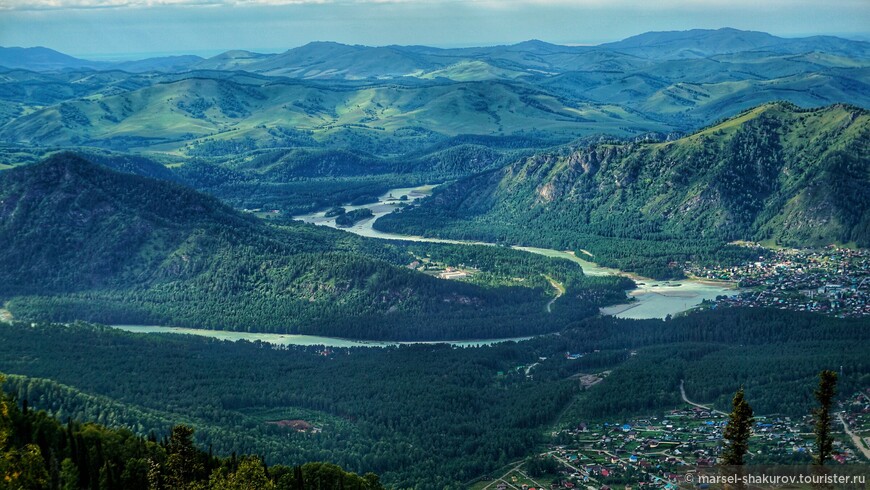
[165,425,204,489]
[721,388,754,465]
[813,370,838,466]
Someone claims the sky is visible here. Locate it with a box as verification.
[0,0,868,59]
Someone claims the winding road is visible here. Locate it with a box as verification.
[679,380,728,416]
[544,275,565,313]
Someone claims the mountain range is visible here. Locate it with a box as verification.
[0,24,868,490]
[1,28,868,156]
[1,28,868,291]
[3,29,868,75]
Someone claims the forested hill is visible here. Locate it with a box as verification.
[0,152,264,294]
[0,374,383,489]
[376,102,869,276]
[0,153,618,340]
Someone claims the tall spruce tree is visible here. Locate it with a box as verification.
[721,388,754,465]
[813,370,838,466]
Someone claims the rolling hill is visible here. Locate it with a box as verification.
[0,46,107,71]
[0,74,657,154]
[600,28,870,59]
[5,29,868,76]
[0,46,204,73]
[1,28,867,158]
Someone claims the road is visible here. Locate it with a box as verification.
[480,461,548,490]
[544,275,565,313]
[524,362,539,376]
[480,461,523,490]
[838,413,870,461]
[680,380,728,416]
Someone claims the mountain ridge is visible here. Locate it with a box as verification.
[374,102,870,276]
[3,28,867,75]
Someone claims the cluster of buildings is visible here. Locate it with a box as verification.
[540,397,869,489]
[687,246,870,317]
[406,259,475,280]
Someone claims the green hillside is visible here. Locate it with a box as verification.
[0,75,657,155]
[375,102,870,277]
[0,153,628,339]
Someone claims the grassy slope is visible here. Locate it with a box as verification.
[0,77,663,154]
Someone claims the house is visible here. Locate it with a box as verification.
[438,270,468,279]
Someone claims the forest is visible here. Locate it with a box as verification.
[0,375,383,489]
[0,153,629,340]
[0,307,865,488]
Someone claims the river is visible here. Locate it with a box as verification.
[294,184,738,321]
[108,184,735,347]
[110,325,532,348]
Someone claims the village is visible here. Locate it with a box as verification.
[686,246,870,318]
[474,388,870,490]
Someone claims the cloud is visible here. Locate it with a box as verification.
[2,0,864,11]
[0,0,210,10]
[464,0,862,8]
[0,0,333,10]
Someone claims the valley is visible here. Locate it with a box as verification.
[0,24,868,490]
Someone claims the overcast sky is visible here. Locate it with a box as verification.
[0,0,868,59]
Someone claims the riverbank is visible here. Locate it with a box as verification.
[293,185,740,320]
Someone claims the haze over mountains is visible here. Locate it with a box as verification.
[3,28,868,74]
[1,24,870,489]
[1,28,868,155]
[1,28,867,270]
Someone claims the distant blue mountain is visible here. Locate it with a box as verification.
[4,28,867,75]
